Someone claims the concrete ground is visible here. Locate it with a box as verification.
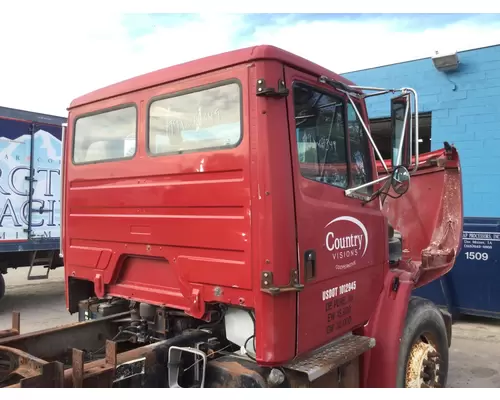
[0,268,76,332]
[1,268,500,388]
[448,316,500,387]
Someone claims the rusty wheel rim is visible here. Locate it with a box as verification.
[405,333,442,388]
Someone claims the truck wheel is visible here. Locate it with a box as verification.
[0,274,5,302]
[396,296,449,388]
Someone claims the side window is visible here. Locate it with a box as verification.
[347,103,374,195]
[293,82,348,189]
[73,105,137,165]
[148,82,241,155]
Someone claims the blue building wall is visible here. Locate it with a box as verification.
[342,45,500,218]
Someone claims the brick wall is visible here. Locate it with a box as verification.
[342,45,500,218]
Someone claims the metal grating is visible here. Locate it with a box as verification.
[286,333,376,382]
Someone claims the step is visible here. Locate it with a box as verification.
[285,333,376,382]
[32,258,53,265]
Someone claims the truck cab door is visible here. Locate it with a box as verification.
[283,66,387,355]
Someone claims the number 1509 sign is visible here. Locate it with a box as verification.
[462,230,498,263]
[464,251,489,261]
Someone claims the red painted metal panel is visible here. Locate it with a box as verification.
[64,65,253,312]
[282,65,387,355]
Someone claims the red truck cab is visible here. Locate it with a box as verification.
[14,44,461,388]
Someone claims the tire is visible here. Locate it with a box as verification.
[0,274,5,302]
[396,296,449,388]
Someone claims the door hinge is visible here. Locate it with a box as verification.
[256,79,289,98]
[261,270,304,296]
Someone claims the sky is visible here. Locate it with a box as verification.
[1,11,500,117]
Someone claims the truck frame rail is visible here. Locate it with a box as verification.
[0,310,372,388]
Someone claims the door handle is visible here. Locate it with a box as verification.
[304,250,316,281]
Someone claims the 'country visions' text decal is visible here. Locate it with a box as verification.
[324,216,368,270]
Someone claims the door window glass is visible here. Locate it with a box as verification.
[293,82,348,189]
[347,103,373,195]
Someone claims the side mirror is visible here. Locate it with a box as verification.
[391,165,410,195]
[390,93,411,168]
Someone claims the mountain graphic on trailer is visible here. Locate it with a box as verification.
[0,129,62,165]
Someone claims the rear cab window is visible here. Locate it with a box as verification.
[73,105,137,165]
[148,82,242,155]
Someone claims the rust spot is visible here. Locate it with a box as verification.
[209,360,266,388]
[0,312,20,339]
[216,361,251,376]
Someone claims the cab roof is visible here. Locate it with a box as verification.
[69,45,359,110]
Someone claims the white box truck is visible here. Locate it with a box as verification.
[0,105,66,301]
